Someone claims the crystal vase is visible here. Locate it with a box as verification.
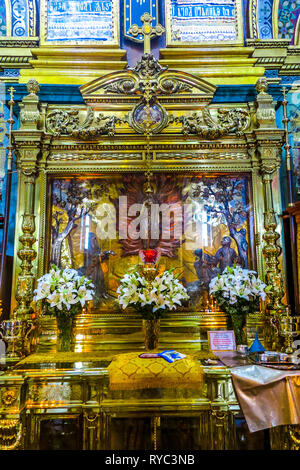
[142,319,160,350]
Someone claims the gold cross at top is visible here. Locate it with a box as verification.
[8,86,15,101]
[128,12,165,54]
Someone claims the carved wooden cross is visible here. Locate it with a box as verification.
[128,12,165,54]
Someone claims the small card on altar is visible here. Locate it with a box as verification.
[208,330,236,352]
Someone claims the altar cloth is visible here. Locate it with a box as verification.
[218,351,300,433]
[107,351,204,390]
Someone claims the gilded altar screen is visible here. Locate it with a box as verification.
[48,173,253,312]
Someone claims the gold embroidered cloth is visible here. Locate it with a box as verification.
[107,352,204,390]
[17,352,114,364]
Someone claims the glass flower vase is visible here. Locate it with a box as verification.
[229,311,247,346]
[56,314,76,353]
[142,319,160,350]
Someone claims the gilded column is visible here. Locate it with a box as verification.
[13,80,43,321]
[255,78,286,317]
[14,171,37,319]
[261,167,285,315]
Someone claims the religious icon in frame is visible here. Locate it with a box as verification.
[165,0,244,46]
[40,0,120,46]
[47,172,254,313]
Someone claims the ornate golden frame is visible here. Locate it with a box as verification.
[11,67,285,320]
[42,169,257,299]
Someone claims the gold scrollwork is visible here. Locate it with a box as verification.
[46,107,124,139]
[174,107,250,140]
[288,425,300,449]
[103,78,137,95]
[159,77,192,94]
[0,420,22,450]
[211,410,227,427]
[1,389,17,406]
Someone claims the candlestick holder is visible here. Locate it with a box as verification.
[279,308,300,354]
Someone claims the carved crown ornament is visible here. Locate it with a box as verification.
[44,54,251,140]
[80,53,217,106]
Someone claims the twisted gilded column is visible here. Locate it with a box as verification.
[255,78,286,318]
[14,170,37,319]
[0,80,43,359]
[12,80,43,322]
[261,166,285,315]
[13,80,42,320]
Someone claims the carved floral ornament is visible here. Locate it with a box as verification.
[46,107,123,139]
[44,55,251,140]
[102,54,192,96]
[1,389,17,406]
[26,78,40,96]
[174,108,250,139]
[45,108,251,140]
[45,105,250,140]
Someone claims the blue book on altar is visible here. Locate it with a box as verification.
[157,350,186,363]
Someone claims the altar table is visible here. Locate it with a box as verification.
[0,344,300,450]
[0,352,240,450]
[0,349,299,450]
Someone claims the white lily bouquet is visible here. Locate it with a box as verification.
[34,265,95,315]
[209,265,268,344]
[33,265,95,351]
[117,266,189,320]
